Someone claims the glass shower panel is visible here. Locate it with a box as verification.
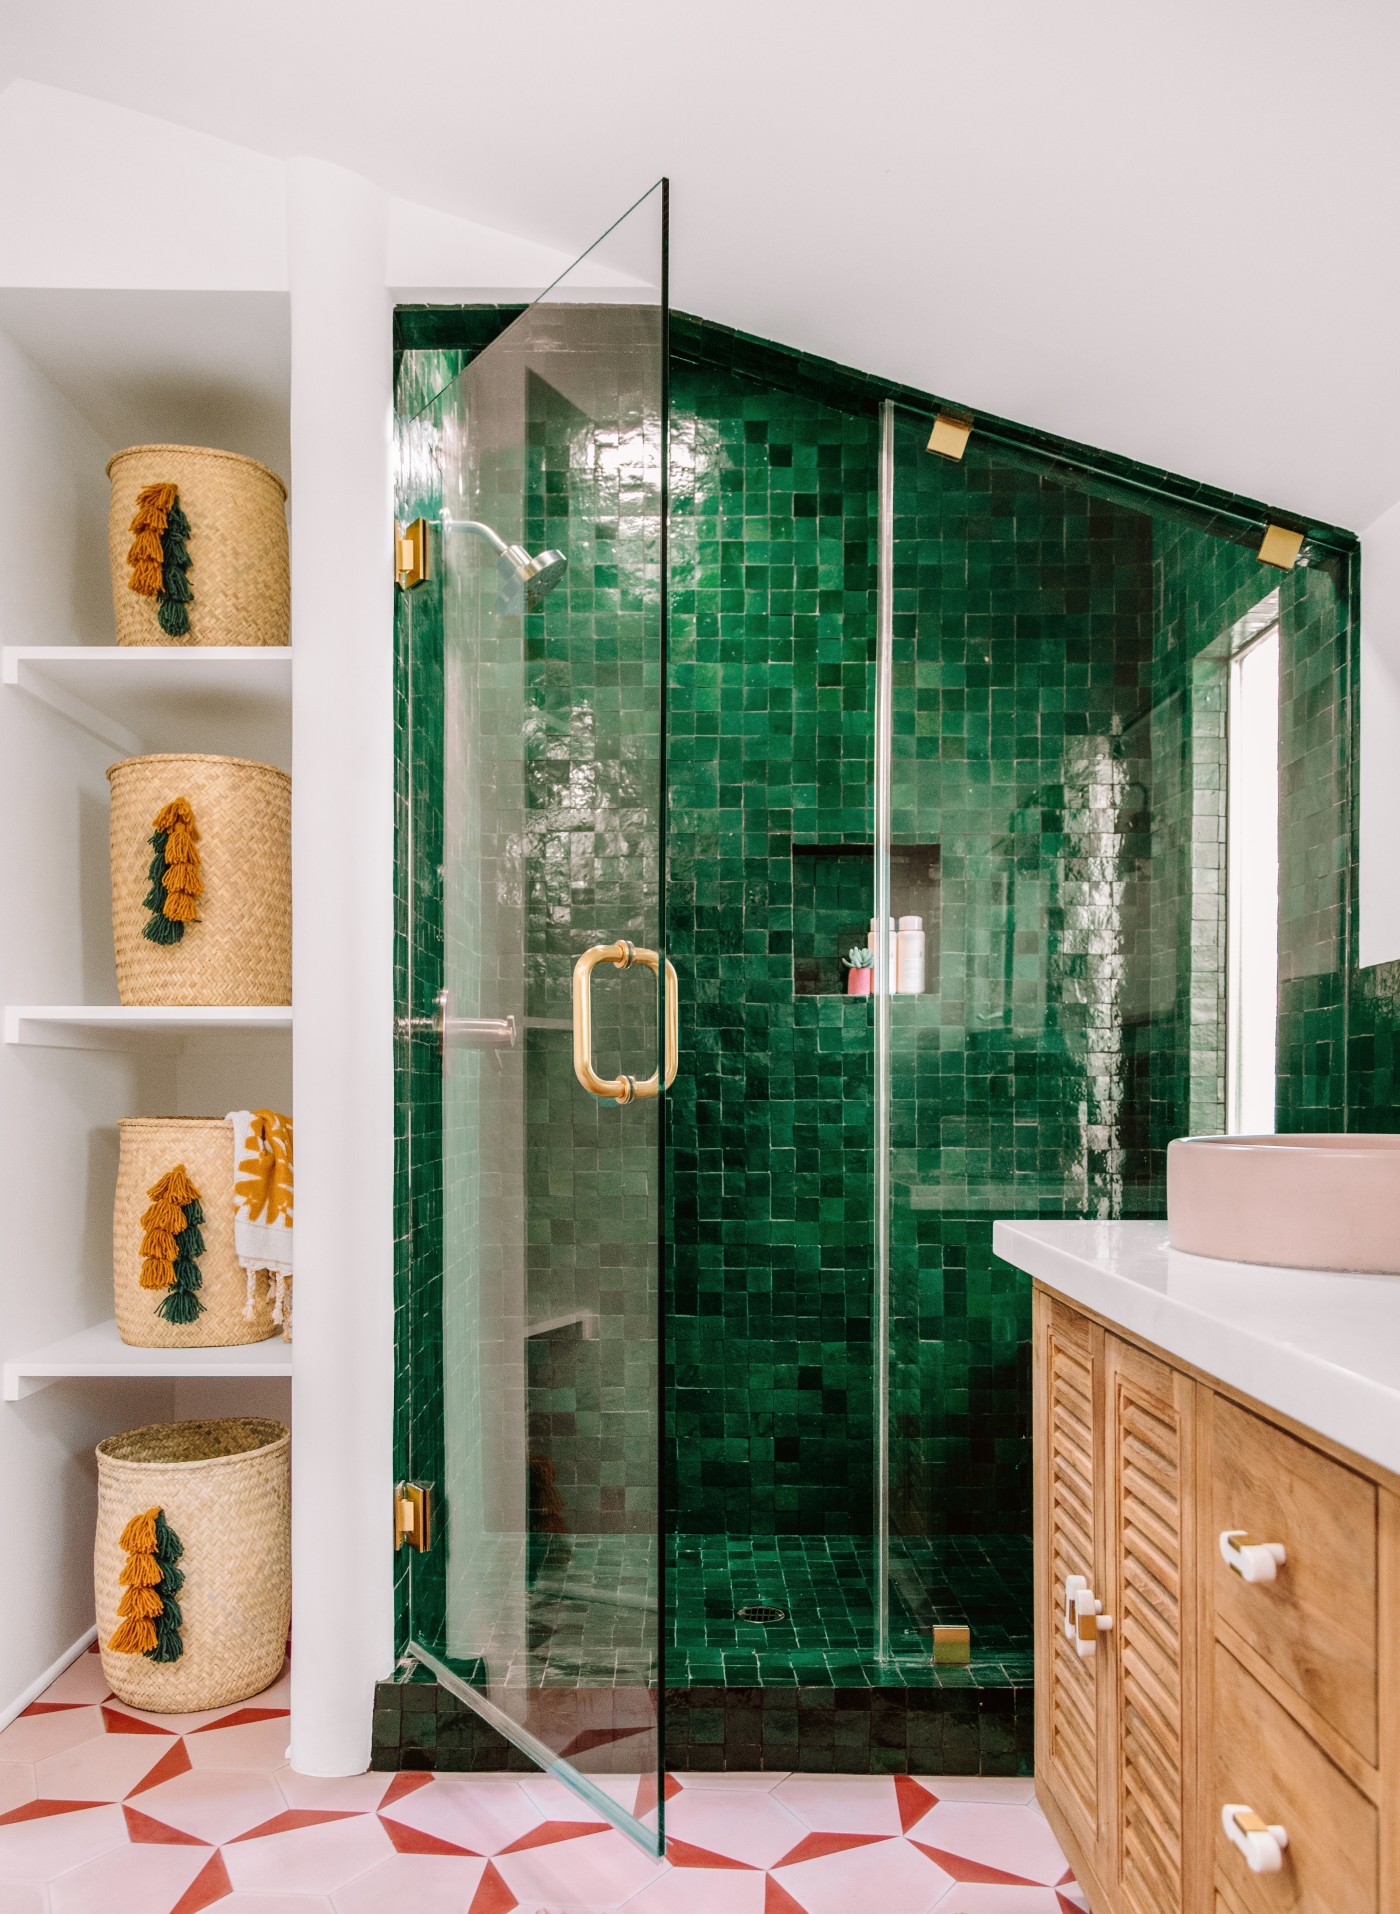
[881,407,1353,1672]
[401,184,668,1852]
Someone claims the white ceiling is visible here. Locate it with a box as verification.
[2,0,1396,531]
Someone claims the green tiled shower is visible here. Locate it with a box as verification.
[389,294,1379,1775]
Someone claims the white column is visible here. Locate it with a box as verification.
[286,159,395,1774]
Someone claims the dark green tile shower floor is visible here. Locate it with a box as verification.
[457,1531,1031,1690]
[671,1533,1031,1687]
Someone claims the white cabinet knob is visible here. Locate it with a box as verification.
[1063,1574,1114,1659]
[1222,1803,1288,1873]
[1220,1530,1287,1583]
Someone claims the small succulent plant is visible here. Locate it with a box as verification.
[843,945,874,970]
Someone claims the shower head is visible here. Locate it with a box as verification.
[498,543,568,611]
[439,516,568,613]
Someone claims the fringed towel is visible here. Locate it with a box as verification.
[227,1109,294,1337]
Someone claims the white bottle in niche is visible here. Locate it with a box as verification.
[868,916,896,993]
[896,915,926,994]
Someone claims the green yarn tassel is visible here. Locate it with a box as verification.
[141,827,186,945]
[156,1286,203,1325]
[153,1212,205,1326]
[145,1512,185,1663]
[155,489,192,638]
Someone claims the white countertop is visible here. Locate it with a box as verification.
[993,1219,1400,1478]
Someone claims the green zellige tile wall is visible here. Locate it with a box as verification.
[393,305,1377,1666]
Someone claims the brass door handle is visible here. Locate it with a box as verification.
[572,940,678,1104]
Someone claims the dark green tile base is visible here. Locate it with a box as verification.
[369,1666,1033,1777]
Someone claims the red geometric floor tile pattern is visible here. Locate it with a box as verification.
[0,1646,1087,1913]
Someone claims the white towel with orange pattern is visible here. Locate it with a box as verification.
[227,1109,294,1329]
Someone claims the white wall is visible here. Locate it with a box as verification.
[0,332,174,1717]
[1359,501,1400,967]
[286,158,395,1775]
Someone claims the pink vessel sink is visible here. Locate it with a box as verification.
[1167,1134,1400,1275]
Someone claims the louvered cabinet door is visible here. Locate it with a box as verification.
[1034,1289,1108,1884]
[1105,1334,1198,1914]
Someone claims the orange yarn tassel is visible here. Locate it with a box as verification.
[162,891,199,923]
[152,798,194,833]
[128,560,163,597]
[118,1552,163,1589]
[117,1585,163,1620]
[150,1165,199,1207]
[140,1255,175,1290]
[142,1199,187,1234]
[109,1617,158,1655]
[139,1228,179,1261]
[130,484,177,529]
[127,529,164,566]
[118,1508,160,1553]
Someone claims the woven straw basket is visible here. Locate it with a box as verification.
[96,1418,290,1713]
[107,754,291,1006]
[114,1119,277,1349]
[106,445,289,648]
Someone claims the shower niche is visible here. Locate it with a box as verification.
[791,840,940,995]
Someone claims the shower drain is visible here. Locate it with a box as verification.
[737,1602,787,1624]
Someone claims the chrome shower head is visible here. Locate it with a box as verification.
[441,517,569,613]
[505,545,568,610]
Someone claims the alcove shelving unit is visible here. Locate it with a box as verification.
[0,285,294,1725]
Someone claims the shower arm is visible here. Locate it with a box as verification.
[440,515,511,557]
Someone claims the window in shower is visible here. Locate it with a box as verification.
[1226,595,1281,1134]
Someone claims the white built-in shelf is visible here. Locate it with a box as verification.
[5,1005,292,1049]
[2,645,291,762]
[4,1318,292,1400]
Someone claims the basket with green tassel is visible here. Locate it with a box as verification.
[107,753,291,1006]
[114,1119,278,1348]
[96,1418,290,1712]
[106,445,289,648]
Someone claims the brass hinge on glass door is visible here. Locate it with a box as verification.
[395,1481,432,1552]
[395,518,430,590]
[572,941,678,1104]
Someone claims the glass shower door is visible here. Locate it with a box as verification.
[401,185,668,1852]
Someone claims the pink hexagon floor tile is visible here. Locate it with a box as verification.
[913,1776,1038,1805]
[0,1802,128,1886]
[659,1784,806,1867]
[378,1774,544,1856]
[0,1883,45,1913]
[617,1867,767,1913]
[770,1774,903,1837]
[517,1772,612,1824]
[135,1764,286,1844]
[47,1841,212,1914]
[0,1766,36,1819]
[208,1899,335,1914]
[0,1706,106,1764]
[493,1827,666,1909]
[185,1713,292,1773]
[222,1811,394,1894]
[278,1765,403,1814]
[768,1834,952,1914]
[904,1802,1069,1887]
[931,1890,1076,1914]
[37,1652,112,1708]
[330,1852,490,1912]
[35,1728,179,1804]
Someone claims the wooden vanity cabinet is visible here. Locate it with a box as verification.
[1033,1285,1399,1914]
